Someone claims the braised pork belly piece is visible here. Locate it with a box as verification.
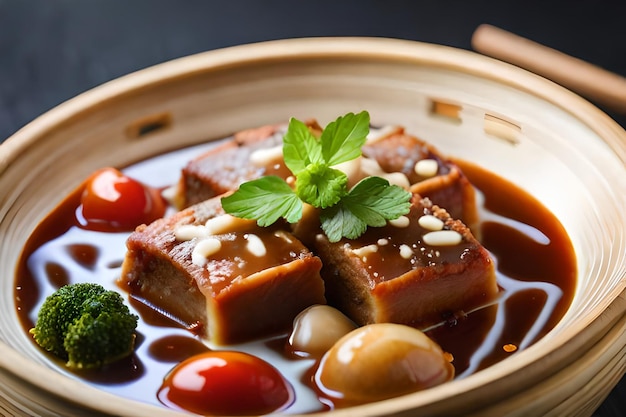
[176,124,289,208]
[119,196,326,344]
[313,195,497,329]
[362,127,478,230]
[176,121,322,209]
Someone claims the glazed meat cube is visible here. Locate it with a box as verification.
[314,195,497,329]
[363,127,478,231]
[176,121,322,209]
[119,197,326,344]
[176,124,290,208]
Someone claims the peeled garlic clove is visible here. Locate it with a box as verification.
[287,305,357,358]
[314,323,454,404]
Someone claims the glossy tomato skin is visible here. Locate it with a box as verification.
[79,167,166,232]
[158,351,294,416]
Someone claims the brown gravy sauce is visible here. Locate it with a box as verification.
[13,144,576,413]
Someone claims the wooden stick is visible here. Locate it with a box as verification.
[471,24,626,114]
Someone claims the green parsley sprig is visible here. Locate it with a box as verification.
[221,111,411,242]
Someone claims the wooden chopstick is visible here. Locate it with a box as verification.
[471,24,626,115]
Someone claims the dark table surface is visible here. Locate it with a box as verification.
[1,1,625,416]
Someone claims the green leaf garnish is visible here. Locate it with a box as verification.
[221,111,412,241]
[282,117,323,174]
[221,176,302,226]
[295,164,347,208]
[319,203,367,243]
[321,111,370,166]
[320,177,412,241]
[341,176,413,224]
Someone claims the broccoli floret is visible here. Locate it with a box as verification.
[30,283,138,370]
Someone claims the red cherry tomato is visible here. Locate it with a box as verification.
[158,351,294,416]
[79,167,166,232]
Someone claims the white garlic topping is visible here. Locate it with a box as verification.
[175,224,209,241]
[381,172,411,189]
[352,244,379,258]
[360,157,383,176]
[423,230,463,246]
[389,215,410,228]
[377,238,389,246]
[361,158,410,189]
[245,233,267,257]
[249,144,283,167]
[399,244,414,259]
[418,215,445,231]
[191,238,222,266]
[414,159,439,177]
[205,214,253,235]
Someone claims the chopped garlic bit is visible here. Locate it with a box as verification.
[245,233,267,257]
[382,172,411,189]
[414,159,439,178]
[352,244,378,258]
[418,215,445,231]
[423,230,463,246]
[399,244,414,259]
[389,216,410,228]
[175,224,209,241]
[360,157,384,177]
[205,214,253,235]
[361,157,410,188]
[377,238,389,246]
[191,238,222,266]
[249,145,283,167]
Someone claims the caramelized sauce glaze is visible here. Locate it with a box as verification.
[343,203,477,282]
[199,230,310,295]
[13,146,576,413]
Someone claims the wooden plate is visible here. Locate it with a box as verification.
[1,37,625,416]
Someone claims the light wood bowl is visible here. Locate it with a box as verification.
[1,37,625,417]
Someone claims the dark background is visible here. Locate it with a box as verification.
[1,1,624,415]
